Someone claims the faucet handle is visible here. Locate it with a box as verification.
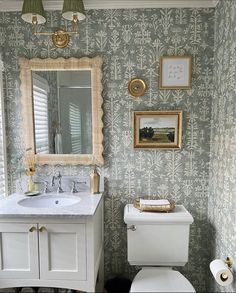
[71,181,78,193]
[43,181,49,193]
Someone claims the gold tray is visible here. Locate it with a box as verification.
[134,197,176,213]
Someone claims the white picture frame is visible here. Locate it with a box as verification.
[159,56,192,89]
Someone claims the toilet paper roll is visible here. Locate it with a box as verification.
[210,259,233,286]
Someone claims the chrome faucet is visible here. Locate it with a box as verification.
[51,171,64,193]
[57,175,63,193]
[51,176,56,187]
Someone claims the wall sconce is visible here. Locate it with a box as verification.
[21,0,86,48]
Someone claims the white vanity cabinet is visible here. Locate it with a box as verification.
[0,197,104,292]
[0,222,87,280]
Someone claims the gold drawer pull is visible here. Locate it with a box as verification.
[39,226,47,232]
[29,226,37,232]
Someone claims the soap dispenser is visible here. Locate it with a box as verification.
[90,165,100,194]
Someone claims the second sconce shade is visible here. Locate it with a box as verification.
[62,0,86,21]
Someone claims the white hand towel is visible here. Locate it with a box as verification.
[140,199,170,206]
[55,132,63,154]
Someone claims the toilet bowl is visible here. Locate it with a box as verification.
[124,204,195,293]
[130,267,195,292]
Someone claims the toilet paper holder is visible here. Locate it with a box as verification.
[225,257,233,269]
[210,257,234,286]
[221,257,233,282]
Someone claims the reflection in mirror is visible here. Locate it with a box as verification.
[32,71,92,155]
[19,57,104,165]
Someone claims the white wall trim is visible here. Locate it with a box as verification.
[0,0,218,12]
[0,54,8,197]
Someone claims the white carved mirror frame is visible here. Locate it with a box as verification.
[19,57,104,165]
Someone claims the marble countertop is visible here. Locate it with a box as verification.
[0,192,103,218]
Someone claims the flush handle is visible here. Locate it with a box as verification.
[127,225,136,231]
[39,226,47,232]
[29,226,37,232]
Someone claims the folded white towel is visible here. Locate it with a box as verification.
[140,199,170,206]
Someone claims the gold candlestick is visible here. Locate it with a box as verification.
[90,165,100,194]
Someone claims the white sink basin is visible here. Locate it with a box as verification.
[18,194,81,208]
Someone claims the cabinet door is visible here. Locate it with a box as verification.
[0,223,39,279]
[39,223,86,280]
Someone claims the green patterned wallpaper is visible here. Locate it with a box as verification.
[1,8,215,292]
[209,0,236,292]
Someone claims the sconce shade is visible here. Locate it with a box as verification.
[62,0,86,21]
[21,0,46,24]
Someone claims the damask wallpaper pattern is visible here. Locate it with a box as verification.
[208,1,236,292]
[0,8,215,292]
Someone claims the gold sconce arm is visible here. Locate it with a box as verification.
[33,29,77,48]
[34,30,78,36]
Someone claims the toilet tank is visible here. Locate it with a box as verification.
[124,204,194,266]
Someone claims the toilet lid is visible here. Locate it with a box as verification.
[130,268,196,292]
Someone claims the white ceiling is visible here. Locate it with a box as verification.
[0,0,218,12]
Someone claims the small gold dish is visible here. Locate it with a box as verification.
[134,197,176,213]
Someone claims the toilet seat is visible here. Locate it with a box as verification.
[130,268,195,292]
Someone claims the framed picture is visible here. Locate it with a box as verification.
[159,56,192,89]
[133,110,182,149]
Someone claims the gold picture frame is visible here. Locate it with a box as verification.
[133,110,182,149]
[159,56,192,89]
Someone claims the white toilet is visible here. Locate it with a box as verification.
[124,204,196,292]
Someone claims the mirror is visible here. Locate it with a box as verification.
[32,70,92,155]
[20,57,104,165]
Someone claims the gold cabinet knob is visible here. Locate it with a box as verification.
[29,226,37,232]
[39,226,47,232]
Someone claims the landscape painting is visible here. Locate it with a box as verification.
[133,111,182,149]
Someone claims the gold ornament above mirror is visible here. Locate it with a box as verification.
[19,57,104,166]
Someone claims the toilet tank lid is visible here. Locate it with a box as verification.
[124,204,193,224]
